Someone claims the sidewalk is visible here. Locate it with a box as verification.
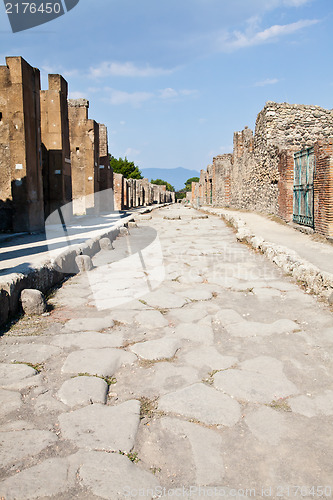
[0,208,147,277]
[203,207,333,301]
[0,205,163,327]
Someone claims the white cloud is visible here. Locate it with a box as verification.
[89,61,174,79]
[68,91,87,99]
[125,147,141,158]
[159,88,199,100]
[104,88,154,107]
[217,18,319,52]
[41,64,79,79]
[102,87,198,107]
[254,78,280,87]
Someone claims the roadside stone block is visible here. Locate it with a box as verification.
[20,289,46,315]
[99,237,113,251]
[75,255,93,272]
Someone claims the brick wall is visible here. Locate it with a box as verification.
[40,74,72,219]
[277,149,295,223]
[0,56,44,232]
[313,141,333,239]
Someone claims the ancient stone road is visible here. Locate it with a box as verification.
[1,205,333,499]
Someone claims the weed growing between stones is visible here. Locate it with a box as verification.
[138,352,178,369]
[119,450,140,463]
[139,396,166,423]
[13,361,44,373]
[150,466,162,474]
[76,373,117,386]
[268,398,292,412]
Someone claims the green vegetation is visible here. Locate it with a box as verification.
[176,176,200,200]
[150,178,175,192]
[109,155,143,179]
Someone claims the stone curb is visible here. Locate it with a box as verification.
[0,204,169,327]
[205,208,333,303]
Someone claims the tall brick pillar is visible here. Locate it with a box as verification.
[113,173,124,211]
[68,99,99,215]
[0,56,44,232]
[40,74,72,220]
[98,124,114,212]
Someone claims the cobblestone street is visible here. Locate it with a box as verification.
[1,205,333,499]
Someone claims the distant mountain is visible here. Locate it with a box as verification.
[140,167,200,191]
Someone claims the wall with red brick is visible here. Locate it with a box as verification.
[314,141,333,239]
[277,149,296,223]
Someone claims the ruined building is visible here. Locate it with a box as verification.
[0,56,44,232]
[68,99,100,215]
[0,56,175,233]
[40,74,72,219]
[195,102,333,239]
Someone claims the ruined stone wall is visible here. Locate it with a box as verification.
[230,127,256,209]
[212,154,232,206]
[0,56,44,232]
[205,102,333,216]
[252,102,333,214]
[313,141,333,239]
[113,173,124,211]
[40,74,72,220]
[68,99,100,215]
[98,123,114,212]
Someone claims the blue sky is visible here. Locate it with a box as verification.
[1,0,332,178]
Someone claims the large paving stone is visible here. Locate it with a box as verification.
[0,457,76,499]
[0,389,22,418]
[177,288,213,301]
[180,346,237,372]
[0,420,35,432]
[61,348,137,377]
[0,344,61,364]
[226,318,300,338]
[289,391,333,417]
[58,376,108,407]
[58,400,140,452]
[245,406,286,445]
[167,307,208,323]
[4,373,43,391]
[174,322,214,344]
[138,417,225,486]
[64,316,114,332]
[130,338,180,360]
[214,356,298,403]
[143,290,188,309]
[77,451,160,499]
[112,363,199,400]
[0,430,57,468]
[50,331,124,349]
[158,383,241,426]
[0,363,36,387]
[135,310,169,328]
[34,392,68,415]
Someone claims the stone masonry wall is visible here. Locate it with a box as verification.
[0,56,44,232]
[40,74,72,220]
